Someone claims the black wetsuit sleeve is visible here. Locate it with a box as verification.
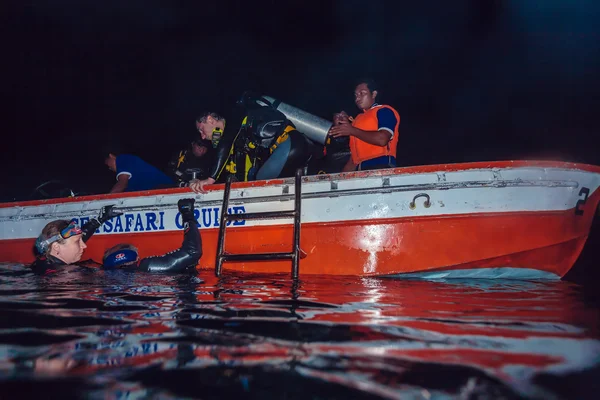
[81,219,101,243]
[208,105,247,181]
[138,217,202,273]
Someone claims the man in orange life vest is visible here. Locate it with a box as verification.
[329,79,400,172]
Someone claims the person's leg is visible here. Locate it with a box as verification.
[255,135,292,180]
[257,130,313,180]
[278,130,313,178]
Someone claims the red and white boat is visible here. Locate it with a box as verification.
[1,160,599,279]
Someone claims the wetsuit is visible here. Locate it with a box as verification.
[167,144,215,186]
[308,135,352,175]
[30,201,202,275]
[30,254,67,275]
[208,94,316,182]
[138,210,201,273]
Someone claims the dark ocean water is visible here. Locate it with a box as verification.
[0,262,599,400]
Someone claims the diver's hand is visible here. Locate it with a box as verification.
[189,178,215,194]
[329,120,359,138]
[333,111,350,125]
[98,205,123,224]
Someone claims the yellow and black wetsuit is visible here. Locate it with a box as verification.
[207,100,315,183]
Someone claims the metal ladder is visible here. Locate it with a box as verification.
[215,169,303,279]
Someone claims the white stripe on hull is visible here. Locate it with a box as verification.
[1,166,599,241]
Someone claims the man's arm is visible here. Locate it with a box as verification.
[110,174,129,193]
[329,121,392,147]
[349,128,391,147]
[138,220,202,273]
[139,199,202,273]
[81,205,123,242]
[329,107,397,147]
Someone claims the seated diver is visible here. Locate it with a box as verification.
[31,199,201,275]
[188,93,316,193]
[307,115,352,175]
[166,136,215,187]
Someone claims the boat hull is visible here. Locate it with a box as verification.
[1,161,599,278]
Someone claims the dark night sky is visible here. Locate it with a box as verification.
[1,0,599,200]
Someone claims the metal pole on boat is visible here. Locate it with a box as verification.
[215,174,233,277]
[292,168,302,279]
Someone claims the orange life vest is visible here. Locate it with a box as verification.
[350,104,400,165]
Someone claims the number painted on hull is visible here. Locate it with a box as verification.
[575,187,590,216]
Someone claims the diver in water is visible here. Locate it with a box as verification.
[188,92,317,193]
[31,199,202,275]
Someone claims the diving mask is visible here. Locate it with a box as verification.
[35,221,83,254]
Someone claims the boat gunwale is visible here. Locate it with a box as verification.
[0,178,583,222]
[2,160,599,209]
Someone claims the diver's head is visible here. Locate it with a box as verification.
[195,112,225,144]
[102,144,123,173]
[36,220,87,264]
[354,78,378,110]
[103,243,140,268]
[104,154,117,172]
[191,139,210,158]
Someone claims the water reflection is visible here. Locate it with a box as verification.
[0,263,598,399]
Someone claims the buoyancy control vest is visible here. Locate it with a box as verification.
[223,103,297,182]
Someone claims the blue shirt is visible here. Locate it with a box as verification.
[116,154,174,192]
[372,103,398,138]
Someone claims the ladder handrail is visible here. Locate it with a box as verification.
[214,174,233,277]
[292,168,302,279]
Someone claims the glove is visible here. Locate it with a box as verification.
[81,205,123,243]
[98,205,123,224]
[178,198,195,222]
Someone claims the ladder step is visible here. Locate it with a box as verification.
[220,252,294,262]
[226,210,296,221]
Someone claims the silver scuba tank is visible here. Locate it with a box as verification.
[261,96,332,145]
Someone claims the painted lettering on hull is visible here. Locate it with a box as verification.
[175,206,246,229]
[69,206,246,234]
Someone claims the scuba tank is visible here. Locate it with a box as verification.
[261,96,332,145]
[238,92,332,145]
[258,95,349,174]
[226,92,333,181]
